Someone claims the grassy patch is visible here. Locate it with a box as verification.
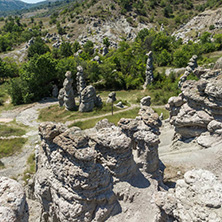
[71,107,140,130]
[98,90,150,105]
[23,153,36,183]
[0,138,27,158]
[39,103,128,123]
[0,124,26,137]
[152,107,169,120]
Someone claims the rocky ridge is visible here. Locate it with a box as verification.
[34,98,163,222]
[166,69,222,148]
[155,169,222,222]
[173,8,222,43]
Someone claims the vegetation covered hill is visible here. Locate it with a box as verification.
[0,0,221,107]
[0,0,30,12]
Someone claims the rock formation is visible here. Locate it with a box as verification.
[35,99,164,221]
[118,97,162,181]
[76,65,86,97]
[0,176,29,222]
[178,55,198,88]
[155,169,222,222]
[106,92,116,104]
[166,70,222,148]
[52,84,58,98]
[140,96,151,107]
[79,85,102,112]
[143,51,153,89]
[35,120,137,221]
[214,56,222,70]
[58,71,76,111]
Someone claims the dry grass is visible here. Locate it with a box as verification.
[0,138,27,158]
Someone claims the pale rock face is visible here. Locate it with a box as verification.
[0,177,29,222]
[214,56,222,70]
[35,104,163,221]
[167,71,222,147]
[118,102,162,180]
[178,55,198,88]
[76,65,86,97]
[58,71,76,111]
[143,51,153,89]
[106,92,116,104]
[155,169,222,222]
[79,85,103,112]
[140,96,151,107]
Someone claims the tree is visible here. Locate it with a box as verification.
[20,53,57,101]
[60,42,73,57]
[72,41,80,53]
[103,37,110,48]
[27,37,50,58]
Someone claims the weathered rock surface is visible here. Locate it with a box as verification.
[79,85,102,112]
[214,56,222,70]
[155,169,222,222]
[35,122,121,222]
[0,176,28,222]
[118,97,162,181]
[172,8,222,43]
[106,92,116,104]
[58,71,76,111]
[76,65,86,97]
[143,51,153,89]
[35,102,163,221]
[166,70,222,148]
[178,55,198,88]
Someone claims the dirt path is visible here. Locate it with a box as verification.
[0,100,140,180]
[0,98,58,180]
[65,104,140,126]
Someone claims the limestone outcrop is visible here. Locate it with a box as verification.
[58,71,76,111]
[178,55,198,88]
[35,100,163,221]
[106,92,116,104]
[155,169,222,222]
[118,97,162,180]
[166,70,222,148]
[143,51,153,89]
[79,85,102,112]
[76,65,86,97]
[214,56,222,70]
[0,176,28,222]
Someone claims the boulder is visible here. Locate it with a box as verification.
[167,70,222,147]
[213,56,222,70]
[143,51,153,89]
[106,92,116,104]
[155,169,222,222]
[0,177,28,222]
[58,71,76,111]
[79,85,102,112]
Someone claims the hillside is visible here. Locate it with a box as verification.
[0,0,30,12]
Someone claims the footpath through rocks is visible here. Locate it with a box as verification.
[0,98,58,180]
[0,99,140,180]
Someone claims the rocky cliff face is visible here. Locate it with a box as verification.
[155,169,222,222]
[34,102,163,222]
[172,8,222,42]
[166,69,222,148]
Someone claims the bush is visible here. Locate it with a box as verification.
[27,37,50,58]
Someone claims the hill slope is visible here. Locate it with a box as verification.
[0,0,30,12]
